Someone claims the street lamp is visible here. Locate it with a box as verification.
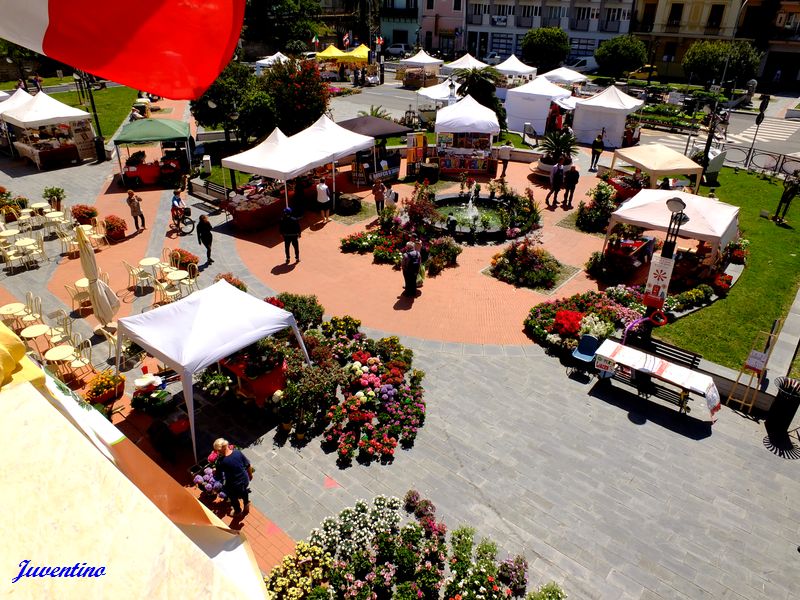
[661,197,688,259]
[448,78,456,106]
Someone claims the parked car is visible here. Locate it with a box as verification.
[627,65,658,80]
[385,43,411,57]
[565,56,598,73]
[301,51,317,61]
[482,52,503,65]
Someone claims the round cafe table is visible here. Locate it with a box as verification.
[44,344,76,362]
[166,269,188,283]
[30,202,50,211]
[78,224,94,233]
[75,277,89,290]
[0,229,20,239]
[20,323,51,354]
[46,211,64,220]
[139,257,160,268]
[0,302,26,317]
[15,238,36,249]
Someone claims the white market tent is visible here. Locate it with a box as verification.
[293,114,374,162]
[572,85,643,145]
[255,52,289,74]
[0,88,33,116]
[505,76,572,133]
[496,55,536,77]
[116,281,311,460]
[435,94,500,135]
[418,79,462,102]
[4,379,267,599]
[554,96,578,110]
[606,189,740,251]
[0,90,8,102]
[540,67,588,84]
[1,91,90,127]
[610,143,704,189]
[400,49,444,66]
[442,53,489,73]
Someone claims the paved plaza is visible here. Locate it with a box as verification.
[1,102,799,600]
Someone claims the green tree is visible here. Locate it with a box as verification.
[259,59,330,135]
[190,61,255,143]
[682,40,761,87]
[520,28,570,73]
[594,35,647,78]
[726,41,763,86]
[358,105,391,119]
[243,0,322,50]
[0,39,38,90]
[453,67,507,130]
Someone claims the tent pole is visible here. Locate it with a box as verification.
[184,135,191,186]
[372,145,377,183]
[292,322,313,365]
[331,161,336,212]
[284,182,289,208]
[182,369,198,462]
[116,144,125,187]
[114,330,123,375]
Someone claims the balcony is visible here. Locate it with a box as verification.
[516,15,533,27]
[571,19,590,31]
[600,20,621,32]
[542,17,562,27]
[469,13,483,24]
[632,21,654,33]
[664,20,681,33]
[491,15,508,26]
[704,23,720,36]
[381,7,418,19]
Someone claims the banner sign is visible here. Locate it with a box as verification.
[643,255,674,309]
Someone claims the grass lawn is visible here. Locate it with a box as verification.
[202,164,248,188]
[655,168,800,370]
[50,86,138,140]
[0,75,74,91]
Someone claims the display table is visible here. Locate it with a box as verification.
[222,193,284,232]
[608,177,643,201]
[435,154,498,177]
[219,357,287,408]
[14,141,80,170]
[605,237,655,269]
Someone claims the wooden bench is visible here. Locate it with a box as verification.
[187,179,231,219]
[625,337,701,370]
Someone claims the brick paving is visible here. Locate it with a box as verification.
[1,102,799,598]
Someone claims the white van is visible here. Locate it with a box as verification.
[565,56,598,73]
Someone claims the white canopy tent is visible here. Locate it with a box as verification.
[0,90,8,102]
[606,189,740,252]
[540,67,588,84]
[400,49,444,66]
[418,78,462,102]
[116,281,311,460]
[0,91,90,127]
[442,53,489,73]
[496,55,536,77]
[610,143,704,189]
[572,85,643,145]
[554,96,578,110]
[435,94,500,134]
[0,88,33,116]
[255,52,289,74]
[505,76,572,133]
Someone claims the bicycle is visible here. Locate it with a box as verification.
[171,206,195,235]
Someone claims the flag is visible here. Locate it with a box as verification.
[0,0,246,100]
[312,35,319,44]
[343,32,350,48]
[376,35,384,46]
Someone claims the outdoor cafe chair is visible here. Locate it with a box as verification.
[123,260,154,294]
[568,334,602,379]
[67,340,93,380]
[64,284,91,314]
[56,230,80,257]
[179,262,200,295]
[1,245,27,274]
[153,280,181,306]
[48,309,72,345]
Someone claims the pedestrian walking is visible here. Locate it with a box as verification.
[400,241,421,297]
[197,214,213,263]
[498,140,513,177]
[213,438,252,517]
[372,180,386,214]
[316,177,331,223]
[385,183,398,207]
[545,159,565,207]
[125,189,145,230]
[590,133,604,171]
[563,165,579,209]
[279,207,301,263]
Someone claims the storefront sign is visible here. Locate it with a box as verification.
[643,255,674,309]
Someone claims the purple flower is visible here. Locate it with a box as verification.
[193,475,204,484]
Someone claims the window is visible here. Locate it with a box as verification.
[426,0,434,10]
[393,29,408,44]
[707,4,724,27]
[667,3,683,25]
[473,3,483,15]
[484,3,490,14]
[569,37,596,57]
[605,8,630,22]
[548,5,567,19]
[454,0,462,11]
[383,0,394,8]
[495,3,515,16]
[520,5,540,18]
[662,41,677,62]
[491,33,513,55]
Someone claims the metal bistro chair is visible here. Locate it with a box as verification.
[569,334,602,379]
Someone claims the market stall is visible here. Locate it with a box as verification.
[337,115,410,184]
[254,52,289,75]
[505,76,572,134]
[572,85,643,146]
[540,67,588,84]
[0,88,33,155]
[114,118,193,187]
[496,55,536,78]
[609,143,704,190]
[441,53,489,74]
[399,49,443,89]
[433,95,500,177]
[1,91,94,168]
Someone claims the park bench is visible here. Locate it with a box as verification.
[187,179,233,220]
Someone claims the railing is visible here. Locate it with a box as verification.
[542,17,562,27]
[571,18,590,31]
[693,141,800,178]
[664,21,681,33]
[631,21,654,33]
[600,20,621,32]
[516,15,533,27]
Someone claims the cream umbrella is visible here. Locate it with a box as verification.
[76,227,119,326]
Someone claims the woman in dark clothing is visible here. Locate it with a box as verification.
[197,215,213,263]
[213,438,252,516]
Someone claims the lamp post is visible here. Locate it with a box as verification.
[661,197,688,259]
[448,78,456,106]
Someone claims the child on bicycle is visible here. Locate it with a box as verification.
[171,190,186,224]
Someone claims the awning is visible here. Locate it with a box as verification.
[115,119,191,144]
[337,115,411,139]
[1,91,90,127]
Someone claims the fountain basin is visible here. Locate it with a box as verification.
[428,193,508,243]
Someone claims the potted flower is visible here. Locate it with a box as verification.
[42,186,66,211]
[103,215,128,241]
[534,130,578,176]
[71,203,98,225]
[172,248,199,269]
[84,370,126,405]
[200,369,233,400]
[131,387,174,416]
[214,272,247,292]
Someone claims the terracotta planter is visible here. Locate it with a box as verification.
[281,421,292,432]
[107,229,126,242]
[89,381,125,405]
[75,216,95,226]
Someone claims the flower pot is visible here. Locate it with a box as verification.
[281,421,292,432]
[75,216,94,226]
[294,430,306,441]
[90,381,125,405]
[107,229,126,242]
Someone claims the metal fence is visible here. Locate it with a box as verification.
[687,141,800,178]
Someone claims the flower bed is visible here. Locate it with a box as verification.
[84,370,125,404]
[172,248,199,269]
[214,272,247,292]
[490,233,563,290]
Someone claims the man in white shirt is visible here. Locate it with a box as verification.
[316,178,331,223]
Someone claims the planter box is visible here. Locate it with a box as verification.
[107,229,126,242]
[88,381,125,405]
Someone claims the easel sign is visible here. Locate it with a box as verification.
[745,350,768,373]
[643,256,674,309]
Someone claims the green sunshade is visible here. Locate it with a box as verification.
[115,119,190,144]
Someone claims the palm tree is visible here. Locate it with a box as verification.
[358,105,391,119]
[537,130,579,165]
[452,67,507,130]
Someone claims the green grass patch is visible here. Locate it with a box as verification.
[50,86,138,139]
[655,168,800,370]
[202,164,248,188]
[0,75,74,91]
[332,202,375,225]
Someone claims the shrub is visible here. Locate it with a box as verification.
[214,272,247,292]
[320,315,362,339]
[527,582,567,600]
[576,181,618,233]
[103,215,128,236]
[340,231,386,253]
[403,489,421,513]
[426,236,462,276]
[584,251,607,279]
[277,292,325,331]
[71,204,98,221]
[491,235,563,290]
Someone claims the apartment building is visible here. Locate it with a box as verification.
[419,0,468,58]
[380,0,421,47]
[464,1,633,60]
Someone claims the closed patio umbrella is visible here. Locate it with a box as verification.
[76,227,119,326]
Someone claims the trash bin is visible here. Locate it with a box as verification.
[94,136,106,163]
[765,376,800,440]
[201,155,212,174]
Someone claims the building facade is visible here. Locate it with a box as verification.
[419,0,468,59]
[464,1,632,60]
[380,0,421,47]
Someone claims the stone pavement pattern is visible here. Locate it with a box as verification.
[1,100,799,598]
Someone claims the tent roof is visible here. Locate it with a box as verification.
[506,76,571,100]
[1,91,90,127]
[222,128,325,180]
[115,118,191,145]
[442,53,489,72]
[435,95,500,134]
[317,44,347,60]
[0,90,8,101]
[292,114,374,161]
[576,85,643,111]
[255,52,289,66]
[400,49,444,66]
[342,45,369,62]
[495,55,536,76]
[337,115,411,139]
[608,189,740,248]
[0,88,33,116]
[554,96,578,110]
[418,79,462,101]
[117,280,299,374]
[613,143,702,175]
[540,67,588,84]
